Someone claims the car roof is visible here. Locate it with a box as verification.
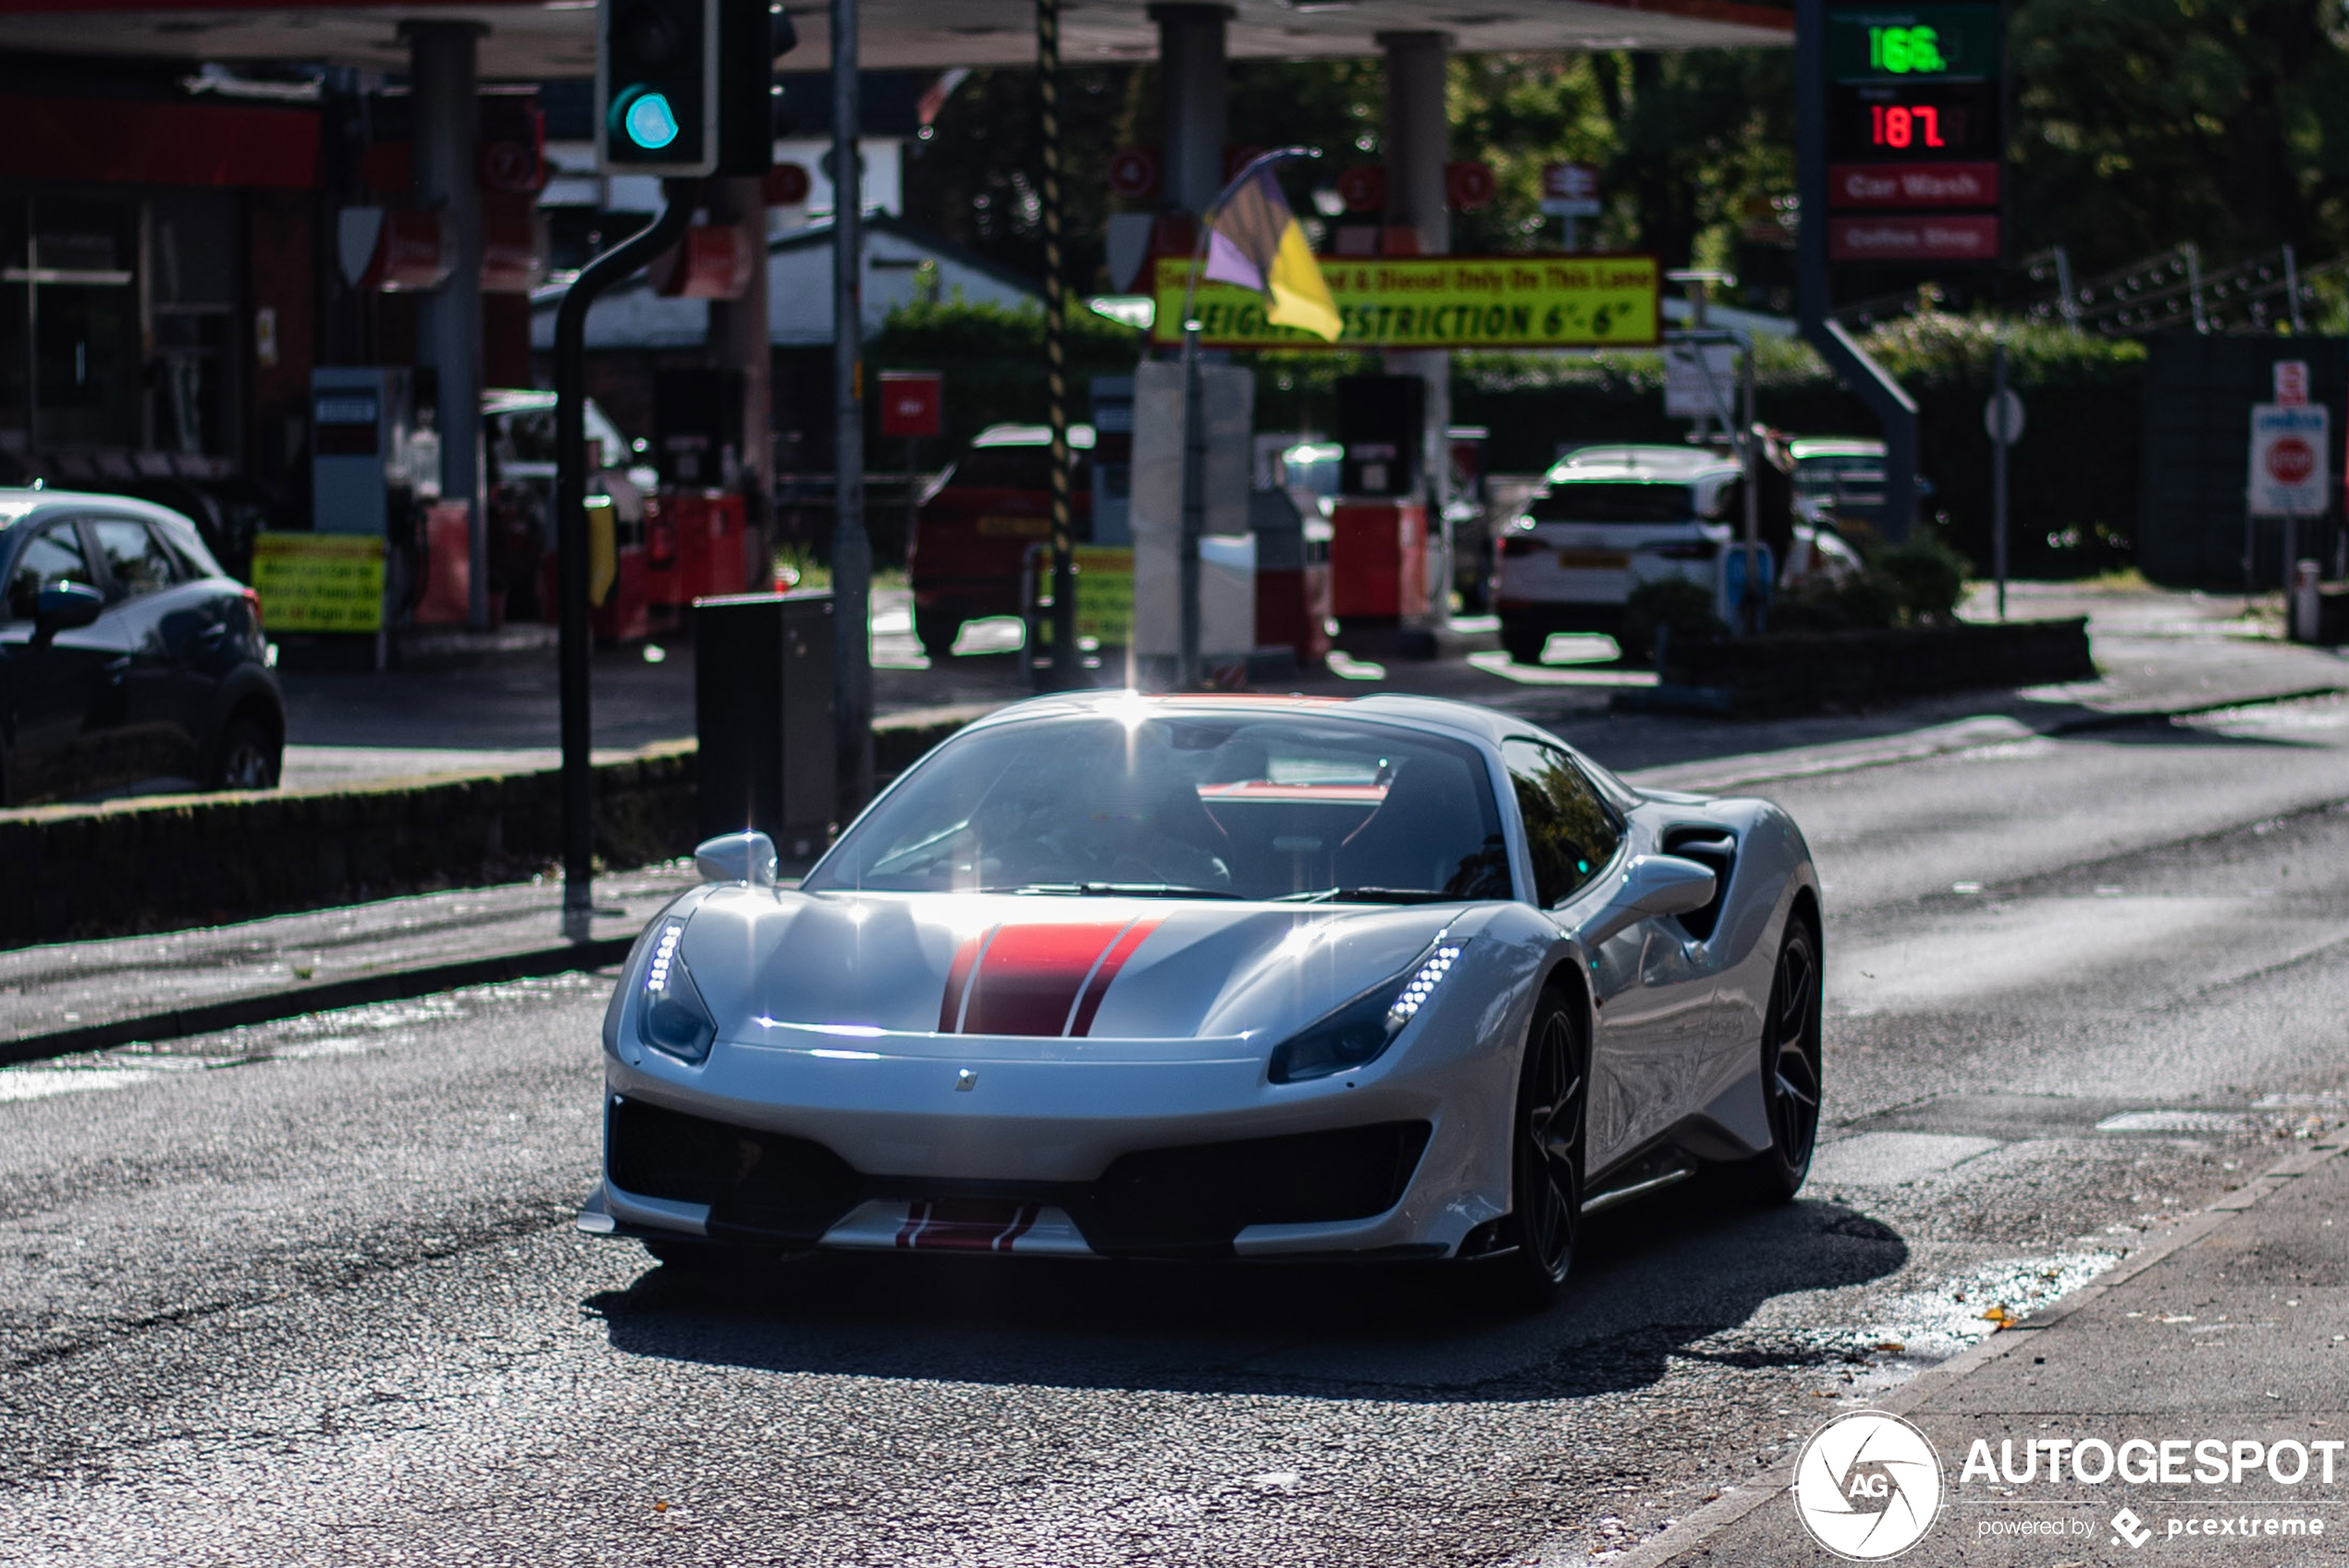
[972,423,1097,450]
[1547,445,1740,483]
[0,488,203,536]
[1789,437,1887,459]
[957,689,1523,750]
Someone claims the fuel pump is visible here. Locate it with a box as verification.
[1328,374,1430,628]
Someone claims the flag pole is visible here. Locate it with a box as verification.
[1174,146,1318,688]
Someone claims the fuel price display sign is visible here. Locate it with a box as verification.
[1822,1,2006,268]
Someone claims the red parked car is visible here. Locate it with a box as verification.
[908,423,1092,659]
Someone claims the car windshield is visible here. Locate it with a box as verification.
[1795,456,1886,497]
[1527,481,1706,524]
[805,713,1511,902]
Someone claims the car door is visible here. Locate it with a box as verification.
[0,519,130,803]
[87,515,210,783]
[1508,738,1705,1172]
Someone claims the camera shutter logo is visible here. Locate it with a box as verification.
[1791,1411,1944,1559]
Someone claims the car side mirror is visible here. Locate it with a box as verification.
[31,582,105,643]
[1580,853,1717,945]
[695,829,778,888]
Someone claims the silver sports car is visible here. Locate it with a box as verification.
[578,691,1823,1302]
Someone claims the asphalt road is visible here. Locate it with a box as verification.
[5,695,2348,1566]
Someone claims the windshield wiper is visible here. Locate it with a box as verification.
[1273,887,1460,905]
[995,882,1245,900]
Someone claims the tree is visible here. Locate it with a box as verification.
[2010,0,2349,271]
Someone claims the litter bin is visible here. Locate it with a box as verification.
[694,591,836,860]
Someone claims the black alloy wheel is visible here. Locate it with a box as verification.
[1494,994,1588,1306]
[210,715,279,791]
[1744,915,1824,1201]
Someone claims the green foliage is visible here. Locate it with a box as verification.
[1775,569,1901,633]
[2010,0,2349,272]
[1622,577,1727,666]
[1874,536,1971,624]
[1776,535,1969,634]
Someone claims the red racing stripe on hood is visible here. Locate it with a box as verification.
[1068,917,1161,1037]
[959,919,1135,1037]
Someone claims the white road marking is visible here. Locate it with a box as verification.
[0,1068,155,1103]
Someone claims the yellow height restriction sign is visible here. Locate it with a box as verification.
[250,533,385,633]
[1072,545,1134,643]
[1150,254,1661,349]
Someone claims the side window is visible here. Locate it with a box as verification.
[90,519,182,603]
[6,523,98,621]
[1505,739,1624,908]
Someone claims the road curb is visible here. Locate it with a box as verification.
[1568,1133,2349,1568]
[0,937,636,1067]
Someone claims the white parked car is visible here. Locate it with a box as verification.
[1494,446,1756,665]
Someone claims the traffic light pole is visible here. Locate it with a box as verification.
[554,188,695,940]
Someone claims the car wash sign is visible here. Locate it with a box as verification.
[1150,254,1660,349]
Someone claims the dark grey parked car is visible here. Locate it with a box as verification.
[0,490,283,807]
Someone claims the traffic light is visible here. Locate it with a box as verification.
[596,0,796,178]
[598,0,715,175]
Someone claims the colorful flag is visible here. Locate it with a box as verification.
[1200,166,1343,342]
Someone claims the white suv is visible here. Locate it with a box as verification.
[1495,446,1753,665]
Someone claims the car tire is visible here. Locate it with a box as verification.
[1499,617,1548,667]
[1727,913,1824,1203]
[915,608,963,661]
[208,711,280,791]
[1480,990,1589,1310]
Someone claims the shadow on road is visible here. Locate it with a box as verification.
[584,1183,1907,1403]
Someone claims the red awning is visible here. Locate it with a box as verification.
[0,93,319,188]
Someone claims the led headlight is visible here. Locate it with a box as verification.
[1269,940,1465,1084]
[637,918,717,1064]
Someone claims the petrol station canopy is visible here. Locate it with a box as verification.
[0,0,1790,77]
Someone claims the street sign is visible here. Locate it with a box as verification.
[2275,360,2310,407]
[1664,343,1740,420]
[1983,387,2024,445]
[1151,254,1659,349]
[251,533,385,633]
[879,371,942,439]
[1827,161,1998,208]
[1540,161,1602,217]
[2249,402,2331,513]
[1829,214,1999,263]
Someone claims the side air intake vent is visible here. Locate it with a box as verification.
[1661,827,1735,942]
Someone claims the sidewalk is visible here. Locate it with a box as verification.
[0,865,696,1064]
[1630,1130,2349,1565]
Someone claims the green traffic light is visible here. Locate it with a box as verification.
[615,87,681,151]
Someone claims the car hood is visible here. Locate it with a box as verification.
[672,888,1462,1047]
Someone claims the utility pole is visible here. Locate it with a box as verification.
[830,0,873,805]
[1038,0,1078,687]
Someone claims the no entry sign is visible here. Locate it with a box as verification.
[2248,402,2330,514]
